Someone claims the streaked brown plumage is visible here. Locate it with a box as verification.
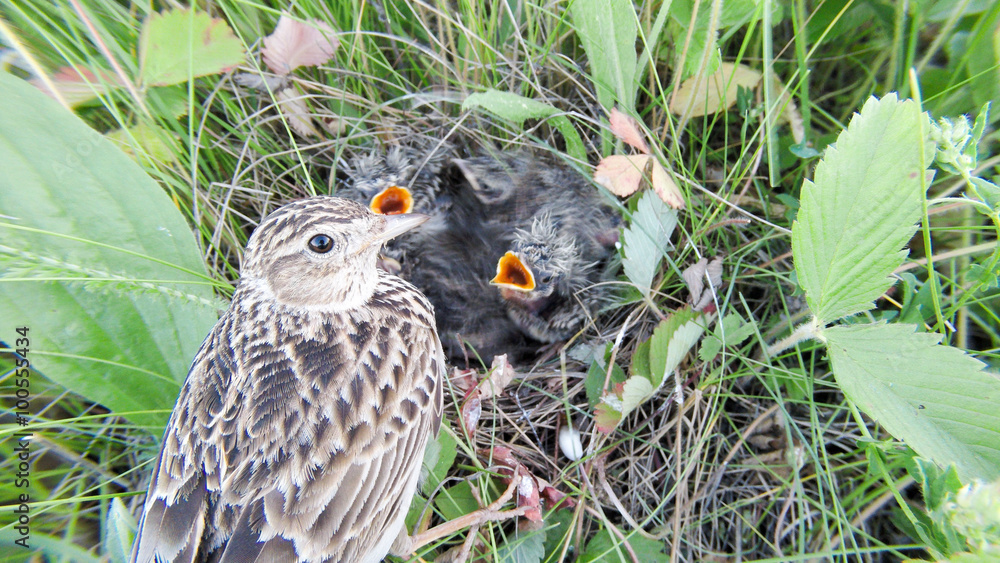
[130,197,445,563]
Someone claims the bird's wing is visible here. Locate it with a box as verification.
[216,287,445,562]
[129,320,233,563]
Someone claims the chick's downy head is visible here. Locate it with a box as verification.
[490,212,586,307]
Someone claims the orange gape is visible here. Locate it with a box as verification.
[369,185,413,215]
[492,251,535,291]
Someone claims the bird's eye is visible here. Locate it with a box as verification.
[539,274,553,284]
[308,234,334,253]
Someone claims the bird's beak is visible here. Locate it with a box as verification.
[372,212,429,246]
[369,185,414,215]
[491,251,535,292]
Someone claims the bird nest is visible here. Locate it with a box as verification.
[186,22,899,561]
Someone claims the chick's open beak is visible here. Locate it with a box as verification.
[491,251,535,292]
[370,185,414,215]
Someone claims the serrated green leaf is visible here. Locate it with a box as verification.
[970,176,1000,210]
[620,375,654,415]
[462,90,585,161]
[104,498,136,563]
[792,94,930,324]
[569,0,638,110]
[622,190,677,296]
[497,528,546,563]
[0,72,219,430]
[898,273,940,325]
[648,308,704,388]
[699,312,755,362]
[630,337,651,379]
[139,9,245,87]
[824,322,1000,481]
[909,457,964,512]
[969,262,1000,291]
[594,398,623,433]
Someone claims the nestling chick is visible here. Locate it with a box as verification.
[453,153,620,346]
[342,145,451,229]
[130,197,444,563]
[405,196,528,363]
[492,211,612,343]
[339,145,455,274]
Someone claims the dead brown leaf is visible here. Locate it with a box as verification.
[669,62,762,117]
[683,256,724,311]
[479,354,517,399]
[275,88,319,137]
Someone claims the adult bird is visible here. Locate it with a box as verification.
[130,197,444,562]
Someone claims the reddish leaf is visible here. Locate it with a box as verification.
[263,15,339,75]
[515,470,543,521]
[488,445,518,468]
[31,66,124,107]
[594,398,623,433]
[593,154,650,197]
[608,107,649,153]
[650,159,685,209]
[462,393,482,435]
[537,476,577,510]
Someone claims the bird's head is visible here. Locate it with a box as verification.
[241,197,427,309]
[346,147,419,215]
[490,212,583,309]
